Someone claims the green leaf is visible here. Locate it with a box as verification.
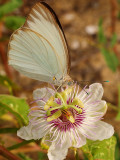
[0,0,23,18]
[116,84,120,120]
[4,16,25,30]
[0,74,19,94]
[114,133,120,160]
[101,48,119,72]
[98,18,103,26]
[0,95,29,126]
[81,142,93,160]
[110,33,117,47]
[0,107,6,116]
[18,153,32,160]
[83,155,89,160]
[81,136,116,160]
[116,111,120,120]
[110,51,119,70]
[98,19,106,44]
[38,152,48,160]
[117,11,120,20]
[117,0,120,4]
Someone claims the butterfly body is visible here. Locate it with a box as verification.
[53,74,72,86]
[8,2,71,86]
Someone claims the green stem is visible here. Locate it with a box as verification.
[0,128,18,134]
[115,84,120,120]
[7,140,34,151]
[118,84,120,108]
[75,149,79,160]
[107,103,120,112]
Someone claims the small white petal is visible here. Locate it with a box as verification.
[48,140,71,160]
[33,88,55,105]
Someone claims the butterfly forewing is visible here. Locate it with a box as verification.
[24,2,70,72]
[8,2,71,85]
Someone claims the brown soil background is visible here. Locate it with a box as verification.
[0,0,120,159]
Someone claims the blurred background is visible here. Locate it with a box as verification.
[0,0,120,159]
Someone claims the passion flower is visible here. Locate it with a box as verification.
[17,83,114,160]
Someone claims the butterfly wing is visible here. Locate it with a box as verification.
[9,28,65,84]
[8,2,70,85]
[23,2,70,73]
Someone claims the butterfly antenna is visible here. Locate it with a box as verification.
[79,80,109,83]
[75,80,109,95]
[75,81,89,95]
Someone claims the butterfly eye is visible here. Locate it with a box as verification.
[68,81,72,86]
[68,82,71,86]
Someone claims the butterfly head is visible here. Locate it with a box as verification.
[52,74,73,87]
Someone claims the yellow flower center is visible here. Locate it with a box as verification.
[44,87,84,123]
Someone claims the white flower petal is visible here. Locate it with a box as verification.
[48,140,71,160]
[94,121,114,141]
[70,129,86,148]
[17,120,50,140]
[78,83,103,104]
[17,124,34,140]
[84,100,107,116]
[80,121,114,141]
[97,100,107,115]
[88,83,103,100]
[33,88,55,106]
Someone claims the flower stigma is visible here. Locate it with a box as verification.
[44,87,83,123]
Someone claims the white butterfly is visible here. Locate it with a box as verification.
[8,2,72,86]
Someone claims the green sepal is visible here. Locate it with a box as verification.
[41,137,49,150]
